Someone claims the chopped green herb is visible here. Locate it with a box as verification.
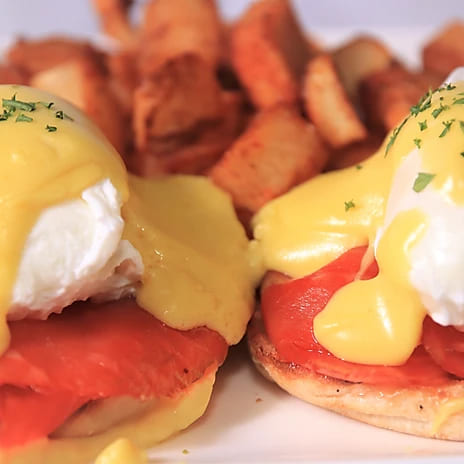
[385,117,408,155]
[413,172,435,193]
[55,110,73,121]
[410,89,433,116]
[453,97,464,105]
[45,124,57,132]
[15,113,33,122]
[460,121,464,134]
[446,83,457,90]
[432,103,450,119]
[460,152,464,158]
[413,138,422,148]
[439,119,455,137]
[440,96,444,101]
[344,200,356,212]
[38,101,54,109]
[418,120,427,131]
[0,109,11,121]
[355,164,363,170]
[3,95,35,112]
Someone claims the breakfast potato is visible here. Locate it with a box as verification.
[7,37,104,75]
[106,49,138,116]
[133,53,223,154]
[360,67,442,131]
[209,105,329,215]
[30,57,129,155]
[423,22,464,78]
[332,36,394,102]
[138,0,223,77]
[132,90,247,176]
[328,132,385,170]
[92,0,136,48]
[230,0,310,108]
[303,53,367,148]
[0,64,28,85]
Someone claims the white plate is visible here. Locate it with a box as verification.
[150,344,464,464]
[148,27,464,464]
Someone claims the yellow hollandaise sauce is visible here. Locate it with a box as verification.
[252,81,464,365]
[94,439,147,464]
[123,174,255,345]
[0,85,128,354]
[4,369,215,464]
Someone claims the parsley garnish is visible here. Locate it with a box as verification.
[344,200,355,212]
[45,124,57,132]
[3,95,35,112]
[355,164,363,170]
[0,109,11,121]
[418,120,427,131]
[446,84,457,90]
[16,113,33,122]
[432,103,450,119]
[439,119,455,137]
[460,152,464,158]
[460,121,464,134]
[410,89,433,116]
[413,138,422,148]
[453,97,464,105]
[385,117,408,155]
[38,101,54,109]
[413,172,435,193]
[55,110,73,121]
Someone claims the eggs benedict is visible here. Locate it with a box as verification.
[249,68,464,440]
[0,85,255,463]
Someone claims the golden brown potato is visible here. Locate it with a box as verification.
[230,0,310,108]
[209,105,329,215]
[133,54,223,154]
[30,57,129,155]
[92,0,136,47]
[131,90,247,176]
[423,22,464,78]
[303,54,367,148]
[360,67,442,131]
[332,36,393,102]
[139,0,223,77]
[106,49,138,115]
[328,132,384,171]
[0,64,29,85]
[7,37,104,75]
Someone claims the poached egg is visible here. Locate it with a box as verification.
[252,67,464,365]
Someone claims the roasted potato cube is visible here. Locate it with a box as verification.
[423,22,464,78]
[328,132,384,170]
[132,90,247,176]
[209,105,329,214]
[0,64,28,85]
[30,57,129,155]
[7,38,104,75]
[139,0,223,77]
[133,54,222,152]
[92,0,136,47]
[332,35,393,102]
[303,54,367,148]
[230,0,310,108]
[360,67,442,131]
[106,49,138,116]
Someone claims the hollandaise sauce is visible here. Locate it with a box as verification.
[123,175,255,345]
[253,81,464,365]
[0,85,128,353]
